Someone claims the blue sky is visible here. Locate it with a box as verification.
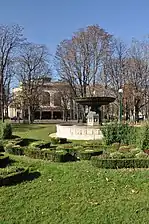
[0,0,149,55]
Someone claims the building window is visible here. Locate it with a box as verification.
[42,92,50,106]
[54,93,61,106]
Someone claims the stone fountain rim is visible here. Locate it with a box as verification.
[75,96,115,104]
[56,124,101,128]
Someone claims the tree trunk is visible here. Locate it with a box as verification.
[77,104,80,123]
[31,112,34,124]
[28,106,31,124]
[5,106,8,118]
[82,105,86,123]
[0,82,4,123]
[70,98,73,120]
[40,108,42,120]
[135,105,139,123]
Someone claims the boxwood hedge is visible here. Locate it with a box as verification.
[24,148,76,162]
[91,157,149,169]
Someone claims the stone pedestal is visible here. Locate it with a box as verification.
[87,111,99,126]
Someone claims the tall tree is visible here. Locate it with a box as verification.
[16,42,51,123]
[0,24,24,121]
[3,60,15,117]
[102,38,128,119]
[55,25,112,98]
[104,38,128,95]
[125,39,149,121]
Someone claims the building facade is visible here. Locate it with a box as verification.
[8,81,74,120]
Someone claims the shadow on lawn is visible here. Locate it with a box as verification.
[1,171,41,187]
[12,124,49,132]
[24,171,41,181]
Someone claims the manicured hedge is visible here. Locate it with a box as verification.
[5,143,25,155]
[24,149,76,162]
[49,137,67,144]
[0,141,4,152]
[0,122,12,139]
[91,157,149,169]
[0,155,9,168]
[29,141,51,149]
[0,168,29,186]
[78,149,103,160]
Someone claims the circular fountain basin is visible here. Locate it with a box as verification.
[75,96,115,106]
[56,124,103,140]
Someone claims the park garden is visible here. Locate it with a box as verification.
[0,121,149,223]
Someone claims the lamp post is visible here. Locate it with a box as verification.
[118,88,123,122]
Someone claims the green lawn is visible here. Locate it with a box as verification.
[0,124,149,223]
[12,123,56,141]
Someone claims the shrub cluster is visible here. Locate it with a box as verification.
[0,140,4,152]
[0,122,12,139]
[78,148,103,160]
[29,141,51,149]
[102,122,136,145]
[137,123,149,150]
[49,137,67,144]
[5,143,25,155]
[100,147,147,159]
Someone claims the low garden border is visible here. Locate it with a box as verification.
[91,157,149,169]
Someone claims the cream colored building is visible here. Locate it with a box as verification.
[8,81,73,120]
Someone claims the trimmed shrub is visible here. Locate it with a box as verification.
[49,137,67,144]
[111,143,120,151]
[91,157,149,169]
[0,140,4,152]
[130,148,142,155]
[59,138,67,144]
[110,151,125,159]
[53,151,75,162]
[29,141,51,149]
[102,122,136,145]
[24,148,75,162]
[137,123,149,150]
[4,142,13,151]
[5,143,25,155]
[97,152,110,159]
[24,148,43,159]
[56,144,76,154]
[135,151,148,159]
[73,146,84,152]
[78,148,103,160]
[82,141,103,148]
[0,122,12,139]
[18,138,36,147]
[118,145,131,153]
[50,137,60,144]
[3,138,23,148]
